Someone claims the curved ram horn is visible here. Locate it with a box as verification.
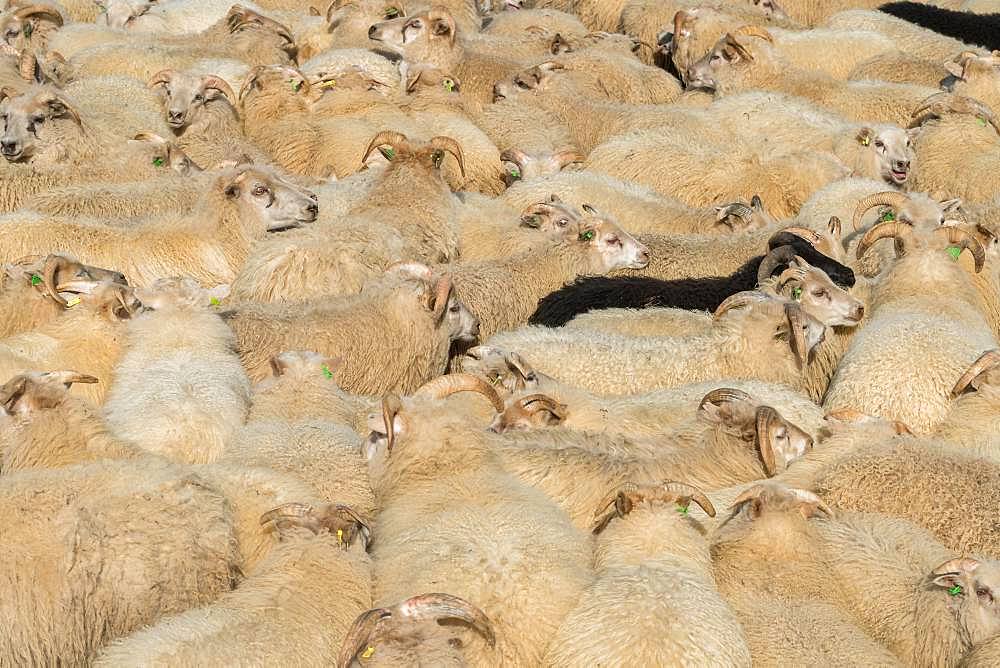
[951,349,1000,397]
[39,254,71,306]
[201,75,237,103]
[413,373,505,412]
[360,130,408,167]
[852,191,908,231]
[855,221,910,261]
[714,290,771,319]
[933,225,986,273]
[757,245,799,283]
[429,135,466,178]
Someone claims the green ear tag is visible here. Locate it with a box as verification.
[881,210,895,222]
[978,117,987,127]
[949,584,963,596]
[289,78,302,92]
[792,286,802,301]
[209,297,221,306]
[384,6,399,17]
[23,23,33,39]
[380,147,395,160]
[947,245,962,261]
[579,229,595,242]
[152,156,165,167]
[508,166,520,179]
[676,504,690,515]
[443,79,454,92]
[30,274,41,285]
[322,365,334,379]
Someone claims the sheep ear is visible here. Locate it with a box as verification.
[224,183,241,198]
[308,5,321,15]
[699,400,755,441]
[940,198,963,214]
[943,61,964,78]
[855,127,874,146]
[0,376,30,415]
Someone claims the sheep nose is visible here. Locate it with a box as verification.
[1,139,17,155]
[168,110,184,122]
[368,25,378,37]
[894,159,910,170]
[306,202,319,217]
[851,304,865,321]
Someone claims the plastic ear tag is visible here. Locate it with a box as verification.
[946,245,962,261]
[881,210,895,222]
[289,78,302,92]
[318,79,337,89]
[209,297,221,306]
[361,646,375,659]
[978,117,987,127]
[676,504,689,515]
[384,6,399,17]
[949,584,963,596]
[792,286,802,301]
[508,166,520,179]
[336,528,344,544]
[152,156,165,167]
[860,136,870,146]
[579,229,595,242]
[30,274,41,285]
[379,147,395,160]
[322,365,334,379]
[444,79,455,92]
[65,296,81,308]
[23,23,33,39]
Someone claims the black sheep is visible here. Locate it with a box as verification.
[878,2,1000,51]
[528,240,855,327]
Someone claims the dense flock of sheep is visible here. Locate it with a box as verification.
[2,0,1000,664]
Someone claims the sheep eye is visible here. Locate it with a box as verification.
[32,116,44,124]
[557,219,568,227]
[515,79,530,89]
[977,588,994,604]
[194,94,204,102]
[409,19,422,28]
[448,304,460,313]
[252,185,268,196]
[875,140,884,149]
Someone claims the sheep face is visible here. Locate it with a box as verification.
[0,370,97,417]
[13,254,128,304]
[491,62,562,103]
[769,257,865,328]
[488,393,566,432]
[943,52,1000,99]
[221,167,319,232]
[128,132,201,175]
[712,482,833,555]
[134,277,229,312]
[686,32,771,93]
[327,0,405,34]
[855,126,915,187]
[223,6,297,63]
[0,86,82,163]
[81,281,143,321]
[747,0,787,19]
[575,207,650,273]
[459,346,541,397]
[367,7,456,61]
[931,558,1000,648]
[0,5,63,52]
[149,70,236,133]
[501,148,581,186]
[96,0,152,29]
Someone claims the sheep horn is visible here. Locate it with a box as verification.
[757,245,799,283]
[852,191,909,231]
[148,69,174,88]
[0,376,28,413]
[429,136,466,178]
[951,349,1000,397]
[733,25,773,42]
[593,481,640,521]
[933,225,985,273]
[768,226,822,249]
[716,201,754,228]
[429,275,452,322]
[714,290,771,319]
[44,370,99,386]
[729,484,768,513]
[552,146,583,167]
[395,593,495,647]
[827,216,842,239]
[499,148,528,167]
[381,393,401,453]
[855,221,910,261]
[237,65,265,101]
[201,75,237,103]
[39,254,70,306]
[18,50,38,82]
[361,130,408,167]
[910,91,953,120]
[337,607,391,668]
[505,351,536,383]
[932,557,980,577]
[518,393,567,419]
[699,387,754,411]
[754,405,782,476]
[14,5,64,27]
[784,302,808,369]
[658,481,716,517]
[413,373,505,412]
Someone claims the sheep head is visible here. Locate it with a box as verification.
[97,0,153,29]
[574,204,649,273]
[909,92,1000,137]
[852,125,915,187]
[518,194,580,232]
[0,4,63,51]
[339,593,495,667]
[219,165,319,232]
[930,557,1000,648]
[855,218,985,273]
[238,64,312,115]
[668,8,765,82]
[852,190,965,233]
[822,408,914,437]
[593,480,715,534]
[761,255,865,327]
[698,387,813,475]
[19,254,127,307]
[0,85,82,163]
[361,130,466,184]
[951,349,1000,397]
[386,263,478,342]
[403,64,459,95]
[0,370,97,417]
[942,50,1000,99]
[716,295,826,369]
[130,132,201,175]
[487,393,567,433]
[225,5,297,62]
[149,69,237,132]
[260,502,371,548]
[491,61,563,103]
[134,277,230,312]
[326,0,406,31]
[500,147,581,185]
[367,6,457,63]
[686,25,774,93]
[714,195,772,231]
[747,0,787,19]
[81,281,142,321]
[459,345,541,397]
[728,482,833,522]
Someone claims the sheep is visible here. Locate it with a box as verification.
[0,456,241,664]
[296,0,408,59]
[822,9,976,62]
[935,349,1000,461]
[0,163,319,287]
[488,295,828,398]
[223,267,478,391]
[544,481,752,667]
[94,503,372,666]
[498,146,582,185]
[0,3,65,53]
[222,351,376,515]
[101,278,251,465]
[229,132,467,302]
[338,593,497,666]
[908,93,1000,204]
[0,253,127,339]
[686,28,941,126]
[528,225,857,326]
[449,205,650,339]
[944,50,1000,113]
[363,374,592,666]
[710,481,1000,666]
[824,222,998,432]
[849,50,950,88]
[367,6,527,106]
[878,2,1000,51]
[0,370,140,473]
[0,281,140,405]
[455,193,585,262]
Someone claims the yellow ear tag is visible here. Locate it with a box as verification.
[336,528,344,544]
[65,296,81,308]
[361,646,375,659]
[860,136,870,146]
[444,79,454,92]
[318,79,337,90]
